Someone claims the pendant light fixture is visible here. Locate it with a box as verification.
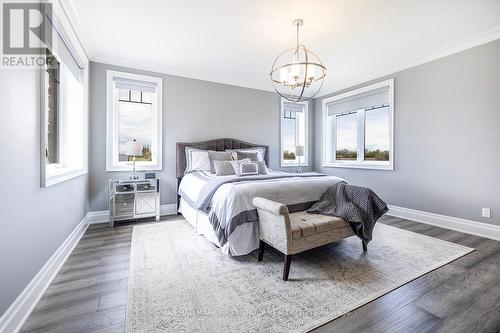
[270,19,326,102]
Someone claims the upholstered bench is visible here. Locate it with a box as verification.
[253,197,367,281]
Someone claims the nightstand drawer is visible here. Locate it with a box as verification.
[116,184,134,193]
[115,193,134,217]
[137,183,155,192]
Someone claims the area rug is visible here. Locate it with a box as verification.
[126,219,473,333]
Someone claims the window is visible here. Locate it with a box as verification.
[45,50,60,165]
[280,99,308,166]
[106,71,162,171]
[40,4,88,187]
[323,79,394,170]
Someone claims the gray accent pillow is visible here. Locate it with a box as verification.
[231,159,257,176]
[236,151,259,162]
[208,151,233,173]
[226,147,266,162]
[213,160,236,176]
[239,162,259,175]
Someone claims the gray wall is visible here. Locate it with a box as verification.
[313,39,500,225]
[0,70,89,316]
[89,62,314,211]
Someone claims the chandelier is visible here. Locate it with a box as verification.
[270,19,326,103]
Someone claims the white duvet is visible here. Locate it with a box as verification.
[178,171,345,255]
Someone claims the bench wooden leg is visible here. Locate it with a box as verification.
[283,255,292,281]
[362,241,367,252]
[258,240,265,261]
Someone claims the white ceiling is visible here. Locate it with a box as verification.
[66,0,500,96]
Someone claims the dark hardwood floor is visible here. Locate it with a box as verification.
[20,215,500,333]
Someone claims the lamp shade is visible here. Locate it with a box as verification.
[295,145,305,157]
[124,140,143,156]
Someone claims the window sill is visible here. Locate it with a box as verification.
[44,167,87,187]
[323,162,393,171]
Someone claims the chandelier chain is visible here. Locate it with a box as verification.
[296,22,300,49]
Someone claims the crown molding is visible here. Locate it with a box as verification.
[91,54,276,94]
[56,0,92,61]
[316,27,500,98]
[57,1,500,98]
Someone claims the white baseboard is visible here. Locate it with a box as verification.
[86,210,110,224]
[388,205,500,241]
[0,202,179,332]
[0,215,89,333]
[87,204,178,225]
[160,204,177,216]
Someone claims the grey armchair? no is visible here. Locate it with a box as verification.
[253,197,367,281]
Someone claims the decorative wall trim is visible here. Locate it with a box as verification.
[87,204,178,224]
[388,205,500,241]
[317,27,500,98]
[0,215,89,333]
[89,28,500,98]
[0,202,179,332]
[86,210,110,224]
[91,54,275,93]
[160,204,178,216]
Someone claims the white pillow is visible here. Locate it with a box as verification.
[226,148,265,162]
[185,147,210,174]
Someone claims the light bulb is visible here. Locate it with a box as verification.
[290,50,300,79]
[291,63,300,78]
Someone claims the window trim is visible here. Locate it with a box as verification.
[106,70,163,172]
[322,79,394,170]
[280,98,309,167]
[39,1,89,188]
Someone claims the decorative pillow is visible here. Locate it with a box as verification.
[213,160,236,176]
[256,161,269,175]
[208,151,233,173]
[226,147,266,162]
[236,151,259,162]
[231,158,258,176]
[184,147,210,174]
[239,162,259,176]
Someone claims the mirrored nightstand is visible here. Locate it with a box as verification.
[108,179,160,227]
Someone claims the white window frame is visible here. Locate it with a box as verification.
[280,98,309,167]
[39,1,89,187]
[322,79,394,170]
[106,70,163,171]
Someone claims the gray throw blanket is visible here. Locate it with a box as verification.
[307,182,388,244]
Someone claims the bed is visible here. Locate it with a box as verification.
[176,138,345,256]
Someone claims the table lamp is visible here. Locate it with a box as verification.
[295,145,304,173]
[124,139,143,180]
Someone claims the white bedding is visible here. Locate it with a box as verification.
[178,171,345,255]
[179,198,259,255]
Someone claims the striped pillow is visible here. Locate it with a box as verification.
[184,147,210,174]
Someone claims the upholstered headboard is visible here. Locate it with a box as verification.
[176,138,269,179]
